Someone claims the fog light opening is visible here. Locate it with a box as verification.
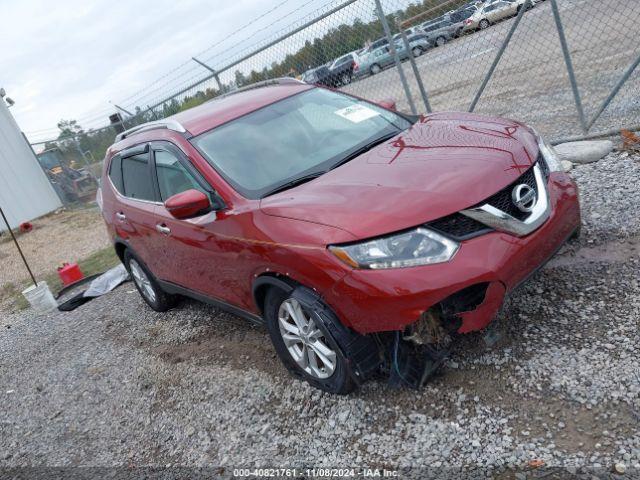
[403,307,452,348]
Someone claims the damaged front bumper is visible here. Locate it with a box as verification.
[324,172,581,335]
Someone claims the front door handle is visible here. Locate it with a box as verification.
[116,212,126,221]
[156,224,171,235]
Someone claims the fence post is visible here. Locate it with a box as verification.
[550,0,587,133]
[586,52,640,131]
[396,26,432,113]
[72,138,98,181]
[469,1,528,112]
[192,57,223,91]
[374,0,417,115]
[146,105,160,121]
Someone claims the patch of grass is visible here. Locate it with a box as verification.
[1,246,120,312]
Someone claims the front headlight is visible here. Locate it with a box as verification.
[534,130,563,172]
[329,227,459,269]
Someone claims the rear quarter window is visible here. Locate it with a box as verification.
[108,156,124,194]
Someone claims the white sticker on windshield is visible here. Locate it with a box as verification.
[334,104,380,123]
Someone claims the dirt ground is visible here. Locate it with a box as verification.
[0,206,110,289]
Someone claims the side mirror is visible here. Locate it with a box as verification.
[164,189,211,219]
[376,98,397,111]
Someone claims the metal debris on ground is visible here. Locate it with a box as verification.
[57,264,129,311]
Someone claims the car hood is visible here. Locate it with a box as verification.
[260,112,539,239]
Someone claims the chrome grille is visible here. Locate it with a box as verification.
[482,165,537,221]
[431,161,548,240]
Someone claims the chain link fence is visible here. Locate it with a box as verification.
[30,0,640,205]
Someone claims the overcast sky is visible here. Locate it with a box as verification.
[0,0,341,143]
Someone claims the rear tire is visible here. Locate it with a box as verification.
[435,36,447,47]
[370,64,381,75]
[340,73,352,85]
[124,250,175,312]
[479,19,490,29]
[412,46,423,57]
[264,287,355,394]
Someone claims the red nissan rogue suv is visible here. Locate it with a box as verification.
[99,78,580,393]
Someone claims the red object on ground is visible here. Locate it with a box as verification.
[57,263,84,286]
[19,222,33,233]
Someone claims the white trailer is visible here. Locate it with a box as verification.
[0,99,61,231]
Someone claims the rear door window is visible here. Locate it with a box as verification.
[121,152,155,201]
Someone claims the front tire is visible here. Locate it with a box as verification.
[412,46,423,57]
[124,250,175,312]
[264,287,355,394]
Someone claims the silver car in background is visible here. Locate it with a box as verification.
[360,33,430,75]
[463,0,535,31]
[419,17,458,47]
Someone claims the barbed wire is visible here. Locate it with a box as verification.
[120,0,336,113]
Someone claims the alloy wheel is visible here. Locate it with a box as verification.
[278,298,337,379]
[129,259,156,303]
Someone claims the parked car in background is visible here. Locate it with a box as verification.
[448,5,479,35]
[360,33,430,76]
[360,42,404,75]
[463,0,534,31]
[403,32,432,56]
[328,51,361,85]
[302,66,330,86]
[361,45,394,75]
[100,78,580,393]
[419,17,457,46]
[302,65,347,88]
[392,26,422,41]
[363,36,389,54]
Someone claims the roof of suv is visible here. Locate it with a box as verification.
[170,82,313,137]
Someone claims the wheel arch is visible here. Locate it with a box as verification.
[114,240,128,263]
[252,273,298,315]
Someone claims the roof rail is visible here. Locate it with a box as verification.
[212,77,306,102]
[115,119,187,142]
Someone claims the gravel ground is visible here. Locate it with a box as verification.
[1,151,639,478]
[0,205,109,287]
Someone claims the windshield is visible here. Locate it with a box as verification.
[192,88,412,199]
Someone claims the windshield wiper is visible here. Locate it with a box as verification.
[262,171,326,197]
[329,131,399,171]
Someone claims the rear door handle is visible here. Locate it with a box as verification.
[116,212,126,221]
[156,224,171,235]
